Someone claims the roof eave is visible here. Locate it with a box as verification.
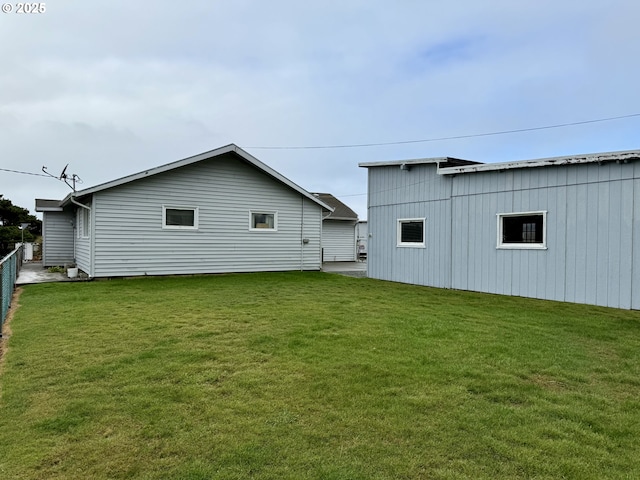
[359,157,480,168]
[439,149,640,175]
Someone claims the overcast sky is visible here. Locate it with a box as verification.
[1,1,639,220]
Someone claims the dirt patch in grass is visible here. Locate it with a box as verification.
[529,373,569,392]
[0,286,22,368]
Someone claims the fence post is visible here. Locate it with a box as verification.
[0,260,4,338]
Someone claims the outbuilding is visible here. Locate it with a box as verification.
[360,149,640,309]
[313,193,359,262]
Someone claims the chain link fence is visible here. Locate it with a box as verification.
[1,246,23,337]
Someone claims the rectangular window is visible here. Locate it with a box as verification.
[250,211,277,231]
[81,208,90,238]
[497,211,547,249]
[163,206,198,230]
[397,218,425,247]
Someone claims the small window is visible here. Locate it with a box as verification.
[250,211,277,231]
[81,208,90,238]
[497,211,547,249]
[163,206,198,230]
[397,218,425,247]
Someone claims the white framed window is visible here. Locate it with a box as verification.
[397,218,425,248]
[250,211,277,231]
[81,208,90,238]
[163,206,199,230]
[497,211,547,249]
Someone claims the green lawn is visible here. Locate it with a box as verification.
[1,272,639,479]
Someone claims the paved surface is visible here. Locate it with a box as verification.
[322,261,368,278]
[15,261,368,284]
[16,262,71,285]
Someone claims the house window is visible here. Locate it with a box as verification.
[163,206,198,230]
[81,208,90,238]
[397,218,425,247]
[250,211,277,231]
[497,211,547,249]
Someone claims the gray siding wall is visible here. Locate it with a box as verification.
[74,198,93,276]
[90,154,323,277]
[42,211,75,267]
[322,220,356,262]
[368,164,453,288]
[367,160,640,309]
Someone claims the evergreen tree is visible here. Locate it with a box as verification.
[0,195,42,255]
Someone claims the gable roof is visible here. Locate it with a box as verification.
[36,144,333,212]
[312,193,358,221]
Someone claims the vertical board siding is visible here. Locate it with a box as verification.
[90,155,323,277]
[42,211,75,267]
[367,164,452,288]
[322,221,356,262]
[367,160,640,309]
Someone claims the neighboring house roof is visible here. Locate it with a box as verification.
[36,144,333,212]
[359,149,640,175]
[35,199,64,212]
[312,193,358,221]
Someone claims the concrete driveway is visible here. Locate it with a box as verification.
[16,262,71,285]
[322,261,367,278]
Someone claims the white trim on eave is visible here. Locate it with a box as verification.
[438,149,640,175]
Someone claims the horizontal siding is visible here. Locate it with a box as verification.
[322,220,356,262]
[42,211,74,267]
[75,199,92,275]
[92,155,322,277]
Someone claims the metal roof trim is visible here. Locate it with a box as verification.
[438,149,640,175]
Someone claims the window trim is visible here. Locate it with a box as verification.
[249,210,278,232]
[162,205,199,230]
[397,217,426,248]
[496,210,547,250]
[81,208,90,238]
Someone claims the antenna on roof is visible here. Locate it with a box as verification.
[42,165,82,192]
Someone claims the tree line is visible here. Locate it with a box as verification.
[0,195,42,256]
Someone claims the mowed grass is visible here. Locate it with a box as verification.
[1,272,640,479]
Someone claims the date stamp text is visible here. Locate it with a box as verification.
[2,3,46,14]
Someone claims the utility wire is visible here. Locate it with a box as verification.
[245,112,640,150]
[0,167,50,177]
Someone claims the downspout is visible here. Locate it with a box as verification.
[70,195,91,211]
[300,195,304,271]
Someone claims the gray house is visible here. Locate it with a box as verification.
[313,193,359,262]
[36,144,332,278]
[361,149,640,310]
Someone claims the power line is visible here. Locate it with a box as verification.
[0,167,50,178]
[245,112,640,150]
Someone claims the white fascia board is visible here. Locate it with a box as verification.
[438,149,640,175]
